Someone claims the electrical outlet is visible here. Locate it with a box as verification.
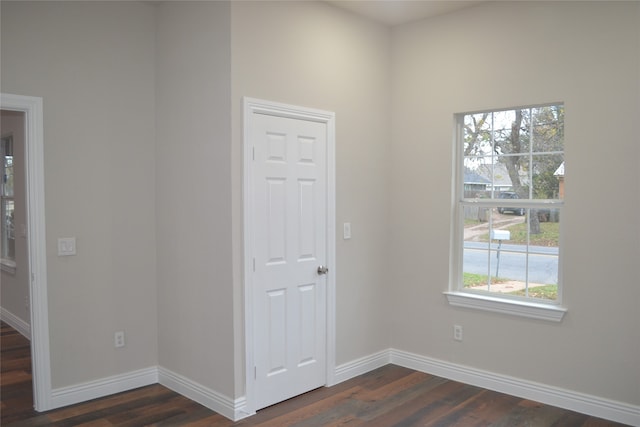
[114,331,125,348]
[453,325,463,341]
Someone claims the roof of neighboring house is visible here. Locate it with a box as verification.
[554,161,565,177]
[464,169,491,185]
[471,163,528,189]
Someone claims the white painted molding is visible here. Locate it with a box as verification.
[16,352,637,425]
[158,366,249,421]
[444,291,567,322]
[44,365,249,421]
[1,93,51,411]
[333,349,391,385]
[50,367,158,410]
[1,306,31,339]
[389,349,639,427]
[331,349,639,426]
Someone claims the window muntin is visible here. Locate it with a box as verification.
[457,104,564,304]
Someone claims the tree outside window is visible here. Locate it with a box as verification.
[456,104,564,303]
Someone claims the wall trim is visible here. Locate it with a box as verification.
[444,292,567,322]
[1,93,51,411]
[332,349,390,386]
[44,365,249,421]
[22,353,638,425]
[1,306,31,340]
[332,349,639,426]
[158,366,249,421]
[50,367,158,410]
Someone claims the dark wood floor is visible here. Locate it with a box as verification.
[1,321,630,426]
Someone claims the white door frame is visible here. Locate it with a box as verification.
[243,97,336,416]
[1,93,52,411]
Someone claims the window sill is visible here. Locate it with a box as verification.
[1,259,16,275]
[444,291,567,322]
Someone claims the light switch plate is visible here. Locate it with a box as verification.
[343,222,352,240]
[58,237,77,256]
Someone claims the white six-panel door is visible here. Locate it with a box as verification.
[245,99,334,411]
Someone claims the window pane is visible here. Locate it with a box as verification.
[493,155,529,198]
[528,208,560,247]
[532,154,564,199]
[493,109,530,155]
[464,113,492,157]
[532,105,564,153]
[2,136,14,198]
[2,199,15,260]
[492,110,516,133]
[463,161,492,198]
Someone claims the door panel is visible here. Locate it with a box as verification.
[266,178,286,263]
[251,112,327,410]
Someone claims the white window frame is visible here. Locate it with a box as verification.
[445,104,567,322]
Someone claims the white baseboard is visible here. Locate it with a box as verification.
[21,350,639,426]
[1,306,31,340]
[50,367,158,410]
[333,349,390,385]
[158,366,248,421]
[46,366,248,421]
[333,348,640,427]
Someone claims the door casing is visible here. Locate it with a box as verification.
[242,97,336,416]
[1,93,51,411]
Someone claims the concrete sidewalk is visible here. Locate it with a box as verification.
[468,280,546,293]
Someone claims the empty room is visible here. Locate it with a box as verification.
[1,1,638,425]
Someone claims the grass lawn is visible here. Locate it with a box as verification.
[509,285,558,300]
[463,273,558,300]
[463,272,509,288]
[507,221,559,246]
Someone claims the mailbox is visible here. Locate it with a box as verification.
[491,229,510,240]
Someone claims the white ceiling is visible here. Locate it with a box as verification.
[326,1,484,26]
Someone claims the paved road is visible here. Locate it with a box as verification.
[463,242,558,284]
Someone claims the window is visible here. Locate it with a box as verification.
[446,104,566,321]
[1,134,16,271]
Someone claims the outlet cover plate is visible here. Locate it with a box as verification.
[58,237,77,256]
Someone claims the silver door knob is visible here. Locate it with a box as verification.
[317,265,328,275]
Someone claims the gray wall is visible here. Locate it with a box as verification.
[1,1,158,387]
[155,1,234,397]
[390,1,640,406]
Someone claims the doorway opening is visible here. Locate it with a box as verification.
[0,94,51,411]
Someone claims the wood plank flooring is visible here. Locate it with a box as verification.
[1,321,630,426]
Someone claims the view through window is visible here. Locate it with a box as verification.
[1,134,15,264]
[456,104,564,303]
